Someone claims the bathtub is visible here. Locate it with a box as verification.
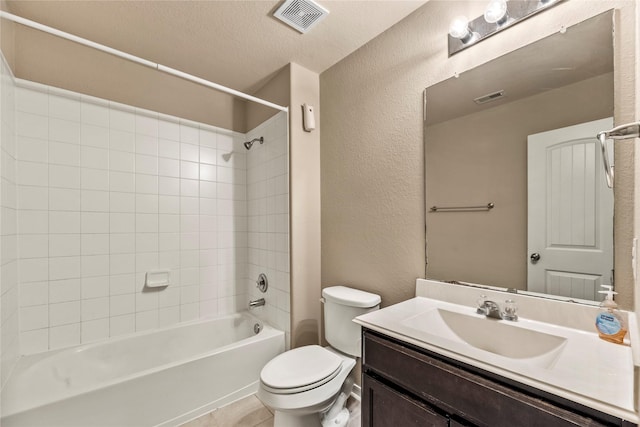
[1,313,285,427]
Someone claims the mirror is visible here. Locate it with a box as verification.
[424,12,614,303]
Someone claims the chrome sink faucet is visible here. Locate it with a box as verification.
[476,296,518,321]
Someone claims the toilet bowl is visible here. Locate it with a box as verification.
[257,286,381,427]
[257,345,355,426]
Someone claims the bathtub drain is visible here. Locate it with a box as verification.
[254,323,262,334]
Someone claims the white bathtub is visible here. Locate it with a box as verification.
[1,313,285,427]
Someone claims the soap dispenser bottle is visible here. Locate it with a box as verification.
[595,285,627,344]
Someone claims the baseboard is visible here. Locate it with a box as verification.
[350,384,361,401]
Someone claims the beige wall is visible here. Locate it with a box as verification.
[11,25,247,132]
[289,63,322,348]
[321,0,637,309]
[426,74,613,290]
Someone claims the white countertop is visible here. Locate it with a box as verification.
[355,296,638,423]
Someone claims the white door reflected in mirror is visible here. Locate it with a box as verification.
[527,117,614,300]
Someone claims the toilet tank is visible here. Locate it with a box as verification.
[322,286,381,357]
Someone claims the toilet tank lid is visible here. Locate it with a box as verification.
[322,286,381,308]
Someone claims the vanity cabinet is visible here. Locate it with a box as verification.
[362,329,636,427]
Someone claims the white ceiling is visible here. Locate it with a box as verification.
[6,0,427,94]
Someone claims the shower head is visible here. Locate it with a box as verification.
[244,137,264,150]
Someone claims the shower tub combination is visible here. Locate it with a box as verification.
[1,313,284,427]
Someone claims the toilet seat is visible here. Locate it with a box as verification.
[260,345,343,395]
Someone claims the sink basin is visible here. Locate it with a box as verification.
[402,308,567,368]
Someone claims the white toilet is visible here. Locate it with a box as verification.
[257,286,381,427]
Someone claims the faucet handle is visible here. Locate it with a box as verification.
[502,299,518,321]
[476,294,488,314]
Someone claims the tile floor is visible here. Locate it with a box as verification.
[181,394,362,427]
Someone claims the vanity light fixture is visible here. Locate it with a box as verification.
[448,0,565,56]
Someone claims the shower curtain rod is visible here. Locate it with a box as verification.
[0,11,289,113]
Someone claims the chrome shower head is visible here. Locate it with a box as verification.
[244,136,264,150]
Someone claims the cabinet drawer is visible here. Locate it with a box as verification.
[362,374,449,427]
[363,331,608,427]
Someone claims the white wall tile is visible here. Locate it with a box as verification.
[19,258,48,283]
[19,186,48,210]
[81,102,109,127]
[50,95,80,121]
[109,172,135,193]
[81,146,109,170]
[49,142,80,167]
[110,192,135,213]
[16,112,48,140]
[82,255,110,277]
[110,151,135,172]
[110,314,135,337]
[180,124,198,144]
[135,174,158,194]
[81,124,110,149]
[135,154,158,176]
[110,273,135,295]
[17,161,48,187]
[81,297,109,321]
[180,161,199,180]
[15,86,289,353]
[20,305,48,331]
[81,168,109,191]
[159,121,179,142]
[110,233,135,254]
[49,188,81,211]
[81,190,109,212]
[135,115,159,137]
[81,234,109,255]
[17,87,48,115]
[20,281,49,307]
[50,119,80,144]
[49,165,80,189]
[17,136,48,163]
[50,278,81,303]
[18,234,48,259]
[49,323,80,349]
[21,329,49,354]
[49,256,81,281]
[159,139,179,159]
[110,109,135,132]
[81,318,109,343]
[110,129,135,152]
[158,158,179,177]
[50,301,81,326]
[82,276,110,299]
[110,294,134,316]
[81,212,109,233]
[110,213,135,233]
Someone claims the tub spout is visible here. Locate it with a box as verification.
[249,298,265,308]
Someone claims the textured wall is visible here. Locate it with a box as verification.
[321,0,636,309]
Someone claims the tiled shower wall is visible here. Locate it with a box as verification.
[0,56,19,385]
[245,113,290,344]
[12,80,290,354]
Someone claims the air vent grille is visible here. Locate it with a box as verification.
[474,90,505,105]
[274,0,329,34]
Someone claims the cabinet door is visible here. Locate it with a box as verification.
[362,374,449,427]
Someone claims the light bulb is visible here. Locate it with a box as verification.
[484,0,508,24]
[448,15,470,40]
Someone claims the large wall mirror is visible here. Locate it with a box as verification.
[424,11,614,303]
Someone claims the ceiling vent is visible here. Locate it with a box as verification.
[473,90,505,105]
[273,0,329,34]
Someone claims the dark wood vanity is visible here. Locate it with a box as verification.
[361,329,636,427]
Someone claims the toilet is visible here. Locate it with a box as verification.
[257,286,381,427]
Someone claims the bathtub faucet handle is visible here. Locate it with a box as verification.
[256,273,268,293]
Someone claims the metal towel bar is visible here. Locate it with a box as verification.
[430,202,494,212]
